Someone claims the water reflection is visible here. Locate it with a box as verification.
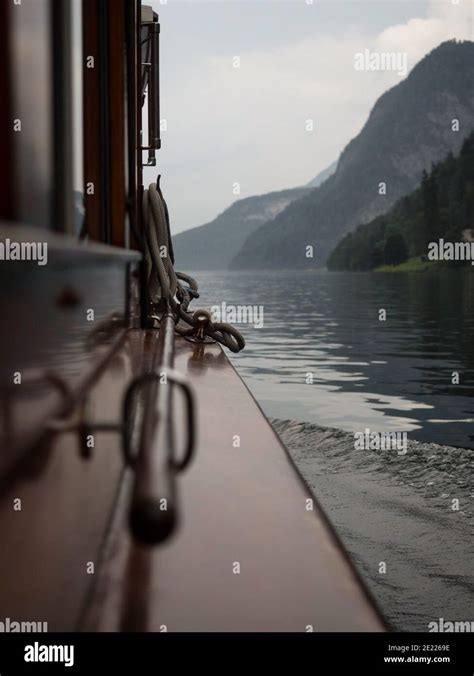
[193,269,474,448]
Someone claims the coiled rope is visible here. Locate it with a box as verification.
[143,180,245,353]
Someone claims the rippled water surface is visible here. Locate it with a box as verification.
[194,269,474,448]
[192,269,473,630]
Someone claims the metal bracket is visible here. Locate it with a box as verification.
[122,368,195,471]
[44,367,195,462]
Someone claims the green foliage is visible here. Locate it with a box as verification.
[376,256,434,273]
[384,232,409,265]
[328,129,474,271]
[231,40,474,270]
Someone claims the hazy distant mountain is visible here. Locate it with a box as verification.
[306,160,337,187]
[231,40,474,269]
[173,187,310,271]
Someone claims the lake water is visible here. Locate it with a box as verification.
[194,269,474,448]
[191,269,473,631]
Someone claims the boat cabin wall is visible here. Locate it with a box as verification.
[0,0,144,245]
[0,0,149,631]
[0,0,147,559]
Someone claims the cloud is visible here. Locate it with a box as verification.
[148,1,473,233]
[376,0,473,64]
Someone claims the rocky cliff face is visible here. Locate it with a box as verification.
[230,40,474,269]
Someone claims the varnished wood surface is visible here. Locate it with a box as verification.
[83,0,102,241]
[108,0,127,248]
[0,346,134,630]
[0,327,384,631]
[0,233,139,476]
[85,332,385,632]
[0,1,14,221]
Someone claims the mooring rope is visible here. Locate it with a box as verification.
[143,180,245,353]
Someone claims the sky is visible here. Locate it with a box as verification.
[145,0,473,233]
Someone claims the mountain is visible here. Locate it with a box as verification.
[328,131,474,270]
[173,187,310,271]
[230,40,474,269]
[306,160,337,187]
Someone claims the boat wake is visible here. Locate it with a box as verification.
[272,418,473,631]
